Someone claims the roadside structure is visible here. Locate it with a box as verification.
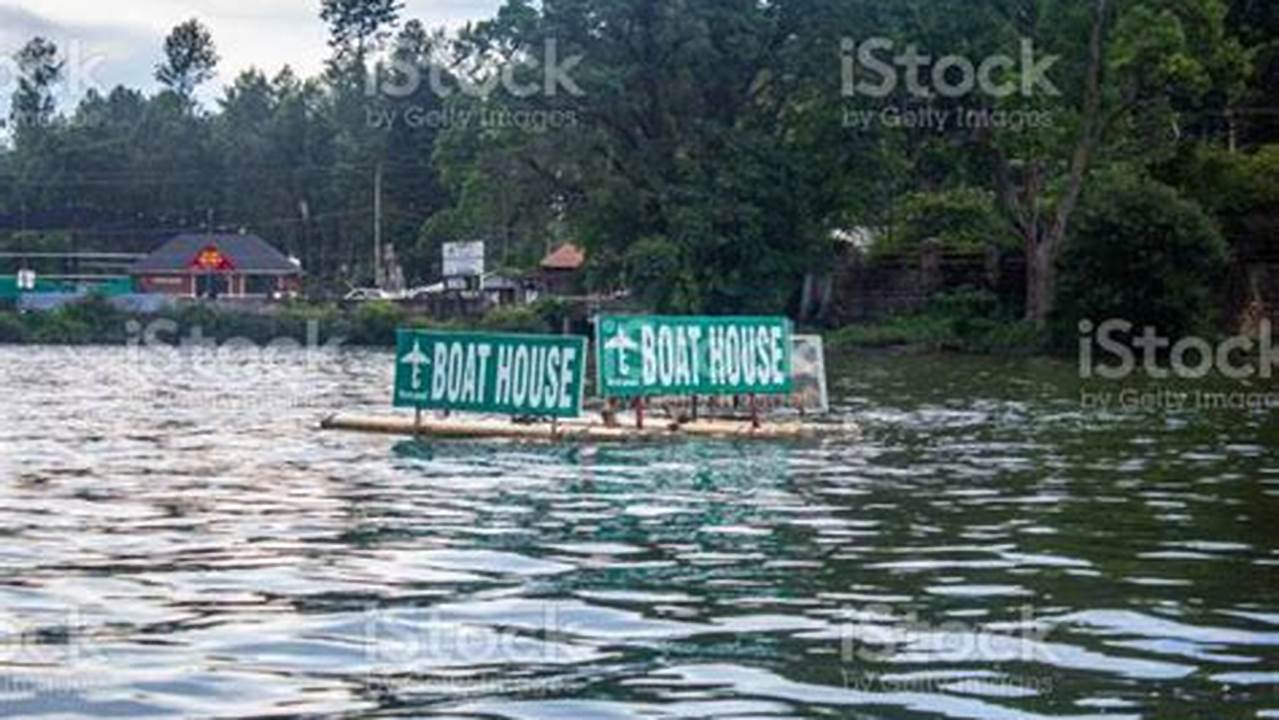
[540,243,585,296]
[130,233,302,299]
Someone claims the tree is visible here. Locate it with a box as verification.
[10,37,63,132]
[983,0,1247,328]
[430,0,850,313]
[1055,168,1228,343]
[155,19,220,98]
[320,0,404,62]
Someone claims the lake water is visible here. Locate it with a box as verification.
[1,345,1276,718]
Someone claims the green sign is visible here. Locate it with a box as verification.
[595,315,793,398]
[395,330,586,418]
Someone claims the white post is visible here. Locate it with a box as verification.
[373,163,383,288]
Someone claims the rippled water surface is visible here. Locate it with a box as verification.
[1,346,1276,718]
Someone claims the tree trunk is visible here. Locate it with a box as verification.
[1025,235,1055,326]
[1003,0,1108,329]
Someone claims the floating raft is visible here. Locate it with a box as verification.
[320,413,858,443]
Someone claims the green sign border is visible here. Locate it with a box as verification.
[395,328,588,418]
[594,314,794,399]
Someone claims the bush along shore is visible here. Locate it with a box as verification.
[0,296,573,348]
[825,289,1047,356]
[0,289,1050,357]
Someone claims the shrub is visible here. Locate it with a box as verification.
[827,287,1045,354]
[479,305,551,333]
[1167,143,1279,217]
[29,314,92,345]
[346,301,405,346]
[1053,169,1229,345]
[0,312,27,343]
[886,188,1016,253]
[623,235,700,312]
[52,295,129,343]
[531,297,572,332]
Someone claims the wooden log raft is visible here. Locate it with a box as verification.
[319,413,858,443]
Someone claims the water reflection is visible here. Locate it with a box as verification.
[0,346,1275,718]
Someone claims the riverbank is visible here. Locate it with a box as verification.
[825,314,1045,355]
[0,292,1048,356]
[0,296,569,348]
[825,288,1046,355]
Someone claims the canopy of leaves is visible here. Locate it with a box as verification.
[887,188,1016,253]
[1054,168,1229,343]
[155,19,220,97]
[0,0,1271,323]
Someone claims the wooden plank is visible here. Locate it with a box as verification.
[319,414,858,443]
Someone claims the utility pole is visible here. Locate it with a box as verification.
[373,163,383,288]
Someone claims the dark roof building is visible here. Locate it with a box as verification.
[131,233,302,299]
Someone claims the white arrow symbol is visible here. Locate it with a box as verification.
[604,327,639,377]
[400,339,431,390]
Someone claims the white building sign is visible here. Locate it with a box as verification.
[16,269,37,291]
[442,241,485,278]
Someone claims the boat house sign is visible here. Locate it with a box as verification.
[596,315,793,398]
[395,330,586,418]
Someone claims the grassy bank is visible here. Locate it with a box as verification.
[0,296,572,347]
[825,290,1046,355]
[0,290,1048,357]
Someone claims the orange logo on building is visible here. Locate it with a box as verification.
[192,246,234,271]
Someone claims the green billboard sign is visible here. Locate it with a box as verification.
[395,330,587,418]
[595,315,793,398]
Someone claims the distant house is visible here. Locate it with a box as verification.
[482,274,540,307]
[540,243,585,296]
[131,233,302,299]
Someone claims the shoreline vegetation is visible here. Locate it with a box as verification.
[1,1,1273,351]
[0,296,563,349]
[0,290,1045,355]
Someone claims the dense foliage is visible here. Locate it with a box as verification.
[1054,169,1230,343]
[0,0,1274,326]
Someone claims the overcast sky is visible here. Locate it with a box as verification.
[0,0,502,117]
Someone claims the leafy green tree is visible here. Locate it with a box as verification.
[1054,168,1229,343]
[434,0,854,313]
[155,19,220,98]
[321,0,404,62]
[981,0,1248,328]
[889,188,1015,252]
[0,0,1270,322]
[10,37,63,132]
